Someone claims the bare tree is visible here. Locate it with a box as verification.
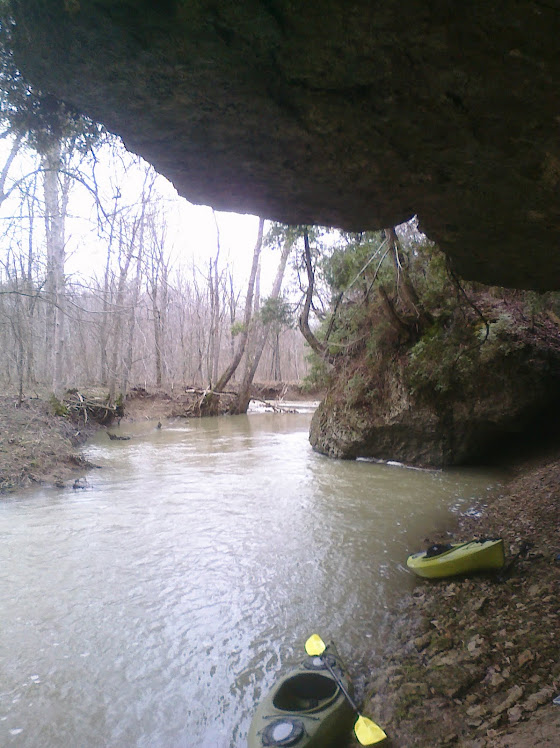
[107,215,141,404]
[42,136,72,397]
[230,230,293,413]
[145,207,170,388]
[212,217,265,393]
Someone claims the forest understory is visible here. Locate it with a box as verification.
[0,388,559,747]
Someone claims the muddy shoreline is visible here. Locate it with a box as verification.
[1,389,558,746]
[368,450,560,747]
[0,393,98,492]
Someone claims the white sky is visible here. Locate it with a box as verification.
[67,147,270,288]
[0,134,280,294]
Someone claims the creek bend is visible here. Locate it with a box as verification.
[0,410,503,747]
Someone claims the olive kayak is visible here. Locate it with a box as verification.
[406,538,505,579]
[247,644,356,747]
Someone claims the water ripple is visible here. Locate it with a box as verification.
[0,413,502,746]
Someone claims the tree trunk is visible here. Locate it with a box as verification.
[209,211,222,385]
[100,193,120,385]
[108,218,138,404]
[297,229,334,363]
[386,227,433,329]
[213,217,265,393]
[229,231,292,414]
[379,284,410,334]
[42,138,66,398]
[121,246,143,398]
[24,184,38,386]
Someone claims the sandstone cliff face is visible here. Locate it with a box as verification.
[9,1,560,290]
[309,311,560,467]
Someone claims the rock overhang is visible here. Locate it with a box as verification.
[9,0,560,290]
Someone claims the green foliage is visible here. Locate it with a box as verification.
[263,222,303,251]
[0,11,104,152]
[363,315,397,361]
[321,231,385,293]
[405,241,453,312]
[312,227,482,387]
[406,306,528,397]
[406,319,479,396]
[263,222,329,253]
[302,350,330,391]
[49,394,69,417]
[485,312,514,340]
[524,291,547,319]
[259,295,293,329]
[478,312,523,362]
[524,290,560,321]
[230,321,245,337]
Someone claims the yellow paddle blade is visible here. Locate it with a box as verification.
[354,715,387,745]
[304,634,326,656]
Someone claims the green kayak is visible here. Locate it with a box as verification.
[247,644,356,747]
[407,538,505,578]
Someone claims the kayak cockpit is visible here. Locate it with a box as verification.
[273,673,339,713]
[248,643,356,747]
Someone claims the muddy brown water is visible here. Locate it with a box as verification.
[0,409,504,747]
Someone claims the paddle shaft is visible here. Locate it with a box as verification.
[321,646,360,714]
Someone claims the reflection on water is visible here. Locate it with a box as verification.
[0,413,503,747]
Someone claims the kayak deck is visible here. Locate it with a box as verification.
[407,538,505,578]
[248,645,356,747]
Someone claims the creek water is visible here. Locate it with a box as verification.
[0,408,503,747]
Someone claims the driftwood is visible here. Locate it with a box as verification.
[250,397,297,413]
[181,386,239,417]
[182,386,295,415]
[65,391,122,424]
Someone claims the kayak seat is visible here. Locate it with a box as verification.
[425,543,453,558]
[273,673,338,713]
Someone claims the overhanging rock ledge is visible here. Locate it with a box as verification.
[9,1,560,290]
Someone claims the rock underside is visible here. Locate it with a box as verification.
[9,1,560,291]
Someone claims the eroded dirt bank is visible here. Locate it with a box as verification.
[0,393,97,492]
[1,389,558,746]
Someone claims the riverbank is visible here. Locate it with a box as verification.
[1,389,558,746]
[0,384,318,492]
[0,393,97,492]
[368,448,560,746]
